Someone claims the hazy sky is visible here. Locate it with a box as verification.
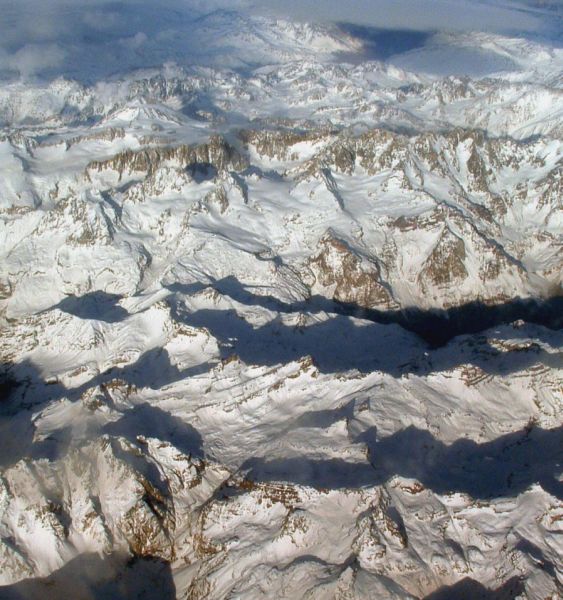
[254,0,552,33]
[0,0,559,80]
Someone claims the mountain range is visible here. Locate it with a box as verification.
[0,9,561,600]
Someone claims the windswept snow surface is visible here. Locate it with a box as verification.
[0,9,562,600]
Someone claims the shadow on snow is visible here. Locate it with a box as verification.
[237,423,562,500]
[0,553,175,600]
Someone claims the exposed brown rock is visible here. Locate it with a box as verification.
[419,227,468,288]
[309,234,395,309]
[87,135,248,179]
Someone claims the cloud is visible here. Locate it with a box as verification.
[252,0,551,34]
[0,0,258,80]
[82,10,124,31]
[0,44,66,79]
[119,32,149,51]
[0,0,558,82]
[0,1,183,80]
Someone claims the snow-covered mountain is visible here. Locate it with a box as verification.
[0,8,562,600]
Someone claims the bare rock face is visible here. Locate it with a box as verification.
[354,130,408,175]
[54,127,126,150]
[87,136,248,180]
[419,227,468,289]
[240,129,327,162]
[123,167,193,203]
[309,233,396,309]
[382,201,530,309]
[204,186,230,214]
[0,437,179,585]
